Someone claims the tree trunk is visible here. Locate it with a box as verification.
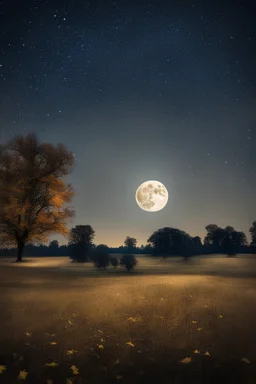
[16,241,25,262]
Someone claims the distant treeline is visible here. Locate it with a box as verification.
[0,244,255,258]
[1,223,256,258]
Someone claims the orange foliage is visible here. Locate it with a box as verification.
[0,133,75,248]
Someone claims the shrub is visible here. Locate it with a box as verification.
[92,250,110,268]
[110,256,118,268]
[120,254,138,271]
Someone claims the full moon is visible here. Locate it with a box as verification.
[135,180,168,212]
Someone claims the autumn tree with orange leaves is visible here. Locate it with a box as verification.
[0,133,75,261]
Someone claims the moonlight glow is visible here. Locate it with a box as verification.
[135,180,168,212]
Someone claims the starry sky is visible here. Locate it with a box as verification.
[0,0,255,247]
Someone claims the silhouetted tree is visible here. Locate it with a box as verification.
[69,225,95,245]
[148,228,172,256]
[92,250,110,268]
[147,227,194,257]
[204,225,227,251]
[49,240,59,248]
[192,236,203,254]
[221,234,236,256]
[0,133,75,262]
[225,226,235,234]
[204,224,247,255]
[181,235,195,260]
[120,254,137,271]
[124,236,137,250]
[110,255,118,268]
[68,225,95,262]
[249,221,256,246]
[48,239,60,256]
[231,230,247,248]
[96,244,109,252]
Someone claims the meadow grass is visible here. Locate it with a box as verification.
[0,255,255,383]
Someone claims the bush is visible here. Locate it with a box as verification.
[92,250,110,268]
[110,256,118,268]
[120,254,138,271]
[69,243,92,262]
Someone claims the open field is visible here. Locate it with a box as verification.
[0,255,256,383]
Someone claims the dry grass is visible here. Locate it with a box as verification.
[0,255,256,383]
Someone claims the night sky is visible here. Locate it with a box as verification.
[0,0,255,247]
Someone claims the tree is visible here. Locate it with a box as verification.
[220,230,247,257]
[192,236,203,254]
[110,255,118,268]
[0,133,75,262]
[204,225,227,250]
[147,228,173,256]
[49,239,59,256]
[96,244,109,252]
[231,230,247,247]
[92,250,110,268]
[124,236,137,249]
[49,240,59,248]
[204,224,247,255]
[69,225,95,245]
[225,226,235,234]
[120,254,137,271]
[68,225,95,262]
[220,234,236,256]
[249,221,256,246]
[147,227,193,257]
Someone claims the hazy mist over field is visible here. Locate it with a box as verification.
[1,255,256,382]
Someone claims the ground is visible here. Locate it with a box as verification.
[0,254,256,383]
